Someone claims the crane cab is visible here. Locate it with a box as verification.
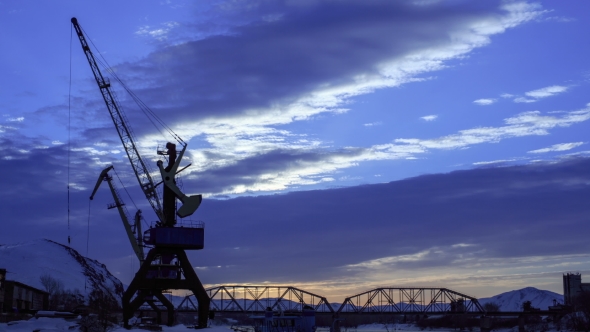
[143,225,204,249]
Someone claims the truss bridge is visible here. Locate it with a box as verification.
[177,285,485,315]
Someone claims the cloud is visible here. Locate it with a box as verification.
[500,93,514,98]
[514,97,536,103]
[525,85,569,99]
[61,0,540,196]
[528,142,584,154]
[363,122,382,127]
[420,115,438,121]
[177,103,590,196]
[512,85,569,103]
[135,22,180,41]
[542,16,575,23]
[391,104,590,151]
[473,159,517,166]
[185,157,590,297]
[3,124,590,297]
[473,98,496,105]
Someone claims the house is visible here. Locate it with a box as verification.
[0,268,49,313]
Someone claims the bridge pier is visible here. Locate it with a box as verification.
[480,316,492,332]
[518,314,525,332]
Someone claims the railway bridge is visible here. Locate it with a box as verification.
[172,285,558,332]
[177,285,485,315]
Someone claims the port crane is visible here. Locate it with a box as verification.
[71,17,210,328]
[89,165,145,264]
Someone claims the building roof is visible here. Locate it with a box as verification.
[5,280,49,294]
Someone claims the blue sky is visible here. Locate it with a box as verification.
[1,0,590,301]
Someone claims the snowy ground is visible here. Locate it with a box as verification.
[0,318,561,332]
[0,318,239,332]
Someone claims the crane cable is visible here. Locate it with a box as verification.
[80,26,185,146]
[112,167,150,230]
[86,198,92,294]
[67,23,73,246]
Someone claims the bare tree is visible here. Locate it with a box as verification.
[85,288,120,332]
[483,302,500,312]
[40,273,65,310]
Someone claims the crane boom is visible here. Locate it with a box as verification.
[71,17,165,224]
[90,166,145,264]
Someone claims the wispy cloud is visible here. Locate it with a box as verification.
[513,85,569,103]
[528,142,584,154]
[420,115,438,121]
[9,1,548,198]
[186,103,590,195]
[392,104,590,151]
[101,1,546,195]
[514,97,537,103]
[473,159,518,166]
[473,98,496,106]
[135,21,179,41]
[364,122,382,127]
[525,85,569,98]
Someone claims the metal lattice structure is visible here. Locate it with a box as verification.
[178,286,335,313]
[337,288,485,314]
[177,286,486,315]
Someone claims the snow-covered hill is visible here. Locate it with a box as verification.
[0,239,123,301]
[478,287,563,311]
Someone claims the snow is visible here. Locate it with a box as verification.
[0,240,86,292]
[0,318,238,332]
[478,286,563,311]
[0,239,123,300]
[0,319,561,332]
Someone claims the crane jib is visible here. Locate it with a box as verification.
[71,17,166,225]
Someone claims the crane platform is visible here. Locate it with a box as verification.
[144,226,204,249]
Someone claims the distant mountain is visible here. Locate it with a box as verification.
[478,287,563,312]
[0,239,124,302]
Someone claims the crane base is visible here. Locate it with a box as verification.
[122,246,210,329]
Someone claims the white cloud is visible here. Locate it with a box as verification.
[183,104,590,196]
[388,105,590,152]
[473,98,496,105]
[542,16,575,23]
[525,85,569,98]
[473,159,517,166]
[509,85,569,104]
[528,142,584,154]
[363,121,382,127]
[116,1,549,196]
[513,97,536,103]
[345,243,481,270]
[420,115,438,121]
[7,117,24,122]
[136,22,179,41]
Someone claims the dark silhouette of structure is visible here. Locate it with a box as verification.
[71,17,209,329]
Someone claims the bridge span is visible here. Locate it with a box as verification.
[177,285,485,315]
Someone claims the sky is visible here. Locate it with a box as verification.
[1,0,590,302]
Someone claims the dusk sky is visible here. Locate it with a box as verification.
[1,0,590,301]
